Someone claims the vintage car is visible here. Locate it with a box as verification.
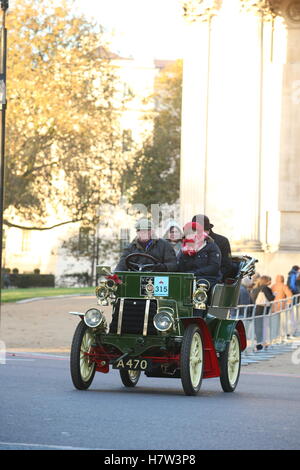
[69,254,257,396]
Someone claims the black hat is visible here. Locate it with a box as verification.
[192,214,214,231]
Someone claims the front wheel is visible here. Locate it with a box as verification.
[180,324,204,396]
[70,321,96,390]
[219,329,241,392]
[119,369,141,387]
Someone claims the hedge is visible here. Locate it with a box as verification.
[8,274,55,288]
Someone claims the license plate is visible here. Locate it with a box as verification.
[112,357,151,371]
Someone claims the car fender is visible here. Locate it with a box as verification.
[235,320,247,351]
[214,319,247,352]
[181,317,220,379]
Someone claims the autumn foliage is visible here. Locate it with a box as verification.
[5,0,127,229]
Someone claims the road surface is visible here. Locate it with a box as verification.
[0,349,300,450]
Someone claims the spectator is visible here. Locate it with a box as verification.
[3,271,11,288]
[162,219,183,257]
[238,277,254,317]
[287,265,300,295]
[251,272,261,288]
[192,214,233,279]
[251,275,274,311]
[297,272,300,295]
[271,275,292,312]
[250,275,275,350]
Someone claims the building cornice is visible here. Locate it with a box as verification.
[181,0,283,22]
[239,0,283,19]
[181,0,222,22]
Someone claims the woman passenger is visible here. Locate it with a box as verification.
[177,221,222,290]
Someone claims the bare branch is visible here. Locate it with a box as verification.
[3,218,82,231]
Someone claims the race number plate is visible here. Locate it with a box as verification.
[140,276,169,297]
[112,357,151,371]
[154,276,169,297]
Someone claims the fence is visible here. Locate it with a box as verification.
[234,294,300,364]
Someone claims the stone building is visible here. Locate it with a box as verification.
[180,0,300,275]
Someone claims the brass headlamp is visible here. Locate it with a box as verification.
[193,279,210,310]
[95,278,118,306]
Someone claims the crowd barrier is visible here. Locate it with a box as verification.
[233,294,300,364]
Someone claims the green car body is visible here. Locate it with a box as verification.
[69,256,256,395]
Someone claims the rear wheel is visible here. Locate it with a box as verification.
[70,321,96,390]
[119,369,141,387]
[180,324,204,396]
[219,330,241,392]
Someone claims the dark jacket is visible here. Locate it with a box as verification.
[250,285,275,315]
[177,240,222,287]
[238,285,252,306]
[238,286,253,317]
[115,238,177,272]
[209,230,233,279]
[251,285,275,303]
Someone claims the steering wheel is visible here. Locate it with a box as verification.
[125,253,160,272]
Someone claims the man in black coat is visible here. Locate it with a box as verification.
[192,214,233,280]
[115,217,177,272]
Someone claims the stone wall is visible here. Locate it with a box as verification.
[180,0,300,273]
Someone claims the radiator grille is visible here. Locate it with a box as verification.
[109,298,158,335]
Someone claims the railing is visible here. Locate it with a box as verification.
[233,294,300,364]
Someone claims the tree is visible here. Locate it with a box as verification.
[61,227,120,286]
[126,59,182,209]
[4,0,130,230]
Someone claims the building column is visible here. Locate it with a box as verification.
[180,0,278,250]
[276,0,300,250]
[180,0,221,225]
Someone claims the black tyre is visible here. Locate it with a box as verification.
[70,321,96,390]
[119,369,141,387]
[219,329,241,392]
[180,324,204,396]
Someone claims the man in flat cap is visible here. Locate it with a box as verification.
[192,214,233,280]
[115,217,177,272]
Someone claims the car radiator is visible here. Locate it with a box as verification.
[109,298,158,335]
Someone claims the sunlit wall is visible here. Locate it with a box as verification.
[180,0,300,274]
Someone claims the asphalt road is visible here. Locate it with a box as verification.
[1,351,300,451]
